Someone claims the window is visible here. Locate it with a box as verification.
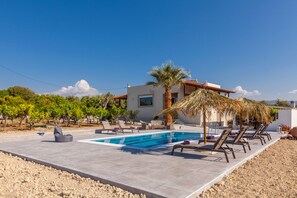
[139,95,153,106]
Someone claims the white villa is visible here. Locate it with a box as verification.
[267,107,297,131]
[116,80,235,127]
[114,82,297,131]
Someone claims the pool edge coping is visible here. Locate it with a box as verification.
[78,130,204,151]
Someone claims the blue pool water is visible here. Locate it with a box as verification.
[90,131,202,149]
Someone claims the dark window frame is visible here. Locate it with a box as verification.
[138,94,153,107]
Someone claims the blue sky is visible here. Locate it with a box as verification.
[0,0,297,100]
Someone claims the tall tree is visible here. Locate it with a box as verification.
[0,96,18,130]
[66,95,80,102]
[0,89,9,97]
[275,99,290,107]
[7,86,35,101]
[147,62,190,126]
[98,93,115,109]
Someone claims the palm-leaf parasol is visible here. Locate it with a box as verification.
[162,89,241,144]
[236,97,271,127]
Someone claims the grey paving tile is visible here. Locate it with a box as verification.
[154,185,190,198]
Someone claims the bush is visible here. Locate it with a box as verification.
[280,125,290,132]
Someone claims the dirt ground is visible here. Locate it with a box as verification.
[199,139,297,198]
[0,152,145,198]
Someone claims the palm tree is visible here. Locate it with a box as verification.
[147,62,190,126]
[162,89,241,144]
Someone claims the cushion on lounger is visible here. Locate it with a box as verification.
[183,140,190,144]
[206,135,215,139]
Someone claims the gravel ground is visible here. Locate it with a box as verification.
[199,139,297,198]
[0,152,145,198]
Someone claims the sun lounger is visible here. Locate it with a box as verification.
[54,126,73,142]
[118,120,139,133]
[199,126,251,153]
[259,124,271,141]
[171,128,235,163]
[96,121,118,134]
[150,120,166,129]
[242,124,266,145]
[140,121,149,130]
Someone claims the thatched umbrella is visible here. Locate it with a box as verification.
[236,97,271,128]
[162,89,242,144]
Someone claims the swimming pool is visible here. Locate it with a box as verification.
[79,131,202,150]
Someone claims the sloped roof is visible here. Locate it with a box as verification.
[183,80,235,93]
[113,94,128,99]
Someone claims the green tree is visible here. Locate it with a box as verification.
[70,106,84,126]
[98,93,115,109]
[275,99,290,107]
[17,103,34,127]
[48,105,63,124]
[1,96,26,127]
[270,108,278,121]
[147,62,190,125]
[81,96,100,123]
[259,100,269,105]
[124,110,139,123]
[81,96,99,108]
[69,100,84,124]
[95,107,109,122]
[81,94,117,123]
[32,95,52,123]
[0,96,18,130]
[28,106,45,130]
[81,105,92,123]
[47,95,68,124]
[7,86,35,101]
[59,100,73,126]
[107,106,124,121]
[0,89,9,97]
[66,95,80,102]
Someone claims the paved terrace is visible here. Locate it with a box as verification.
[0,126,281,198]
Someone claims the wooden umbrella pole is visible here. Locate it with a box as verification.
[203,110,207,144]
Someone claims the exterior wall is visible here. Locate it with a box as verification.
[127,84,233,126]
[268,109,297,131]
[127,84,183,121]
[292,110,297,127]
[220,112,234,126]
[177,112,201,125]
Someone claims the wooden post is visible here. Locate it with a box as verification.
[203,110,207,144]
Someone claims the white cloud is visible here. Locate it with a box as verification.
[289,89,297,94]
[52,80,99,97]
[234,86,261,96]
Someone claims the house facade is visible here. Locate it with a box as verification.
[267,108,297,131]
[126,80,235,126]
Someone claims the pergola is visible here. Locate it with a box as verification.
[183,80,235,97]
[113,94,127,108]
